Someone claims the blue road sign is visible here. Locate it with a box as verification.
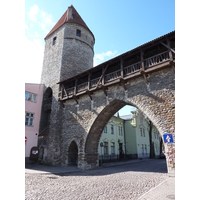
[163,133,174,144]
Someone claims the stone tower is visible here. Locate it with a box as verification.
[41,5,95,86]
[39,5,95,165]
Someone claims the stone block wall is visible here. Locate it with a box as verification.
[61,23,94,81]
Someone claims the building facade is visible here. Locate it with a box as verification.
[124,109,162,159]
[98,109,162,162]
[25,83,44,163]
[37,5,174,171]
[98,115,125,162]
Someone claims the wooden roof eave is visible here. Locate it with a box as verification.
[57,31,175,85]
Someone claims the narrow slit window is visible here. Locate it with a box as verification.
[53,37,57,45]
[76,29,81,37]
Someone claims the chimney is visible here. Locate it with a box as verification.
[67,6,73,21]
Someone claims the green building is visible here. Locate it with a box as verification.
[98,109,162,161]
[98,115,125,161]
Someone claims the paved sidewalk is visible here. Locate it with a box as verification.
[138,177,175,200]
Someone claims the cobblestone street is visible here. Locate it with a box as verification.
[25,159,171,200]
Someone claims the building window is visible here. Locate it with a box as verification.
[104,142,108,155]
[121,127,123,136]
[141,144,144,155]
[25,91,37,103]
[140,128,143,136]
[111,124,114,134]
[118,126,120,136]
[76,29,81,37]
[104,126,107,133]
[154,132,156,139]
[143,129,145,137]
[111,142,115,155]
[53,36,57,45]
[25,112,34,126]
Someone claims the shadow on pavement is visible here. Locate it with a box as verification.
[25,158,168,176]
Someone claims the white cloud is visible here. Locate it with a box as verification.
[40,11,53,25]
[94,50,118,66]
[28,5,39,21]
[26,5,54,35]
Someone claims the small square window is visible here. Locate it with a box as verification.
[76,29,81,37]
[53,37,57,45]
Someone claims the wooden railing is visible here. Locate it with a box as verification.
[104,70,121,83]
[66,87,74,96]
[123,61,141,77]
[91,77,101,88]
[59,50,174,100]
[144,50,170,69]
[77,82,88,93]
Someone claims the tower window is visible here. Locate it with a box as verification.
[53,37,57,45]
[76,29,81,37]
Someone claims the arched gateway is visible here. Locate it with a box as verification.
[39,5,175,174]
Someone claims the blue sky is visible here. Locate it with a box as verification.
[25,0,175,115]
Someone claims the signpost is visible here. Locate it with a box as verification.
[163,133,174,144]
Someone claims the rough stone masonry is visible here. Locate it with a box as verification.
[38,5,175,174]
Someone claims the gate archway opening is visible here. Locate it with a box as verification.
[68,141,78,166]
[85,99,167,172]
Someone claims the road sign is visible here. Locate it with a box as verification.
[163,133,174,144]
[25,136,27,143]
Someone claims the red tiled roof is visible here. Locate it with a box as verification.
[45,5,94,40]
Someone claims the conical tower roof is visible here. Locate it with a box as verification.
[45,5,94,40]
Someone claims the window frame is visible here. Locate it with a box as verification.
[25,91,37,103]
[111,124,114,134]
[104,126,107,133]
[111,142,115,155]
[143,128,145,137]
[104,142,108,155]
[140,128,143,137]
[25,112,34,126]
[76,29,81,37]
[118,126,121,136]
[53,36,57,45]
